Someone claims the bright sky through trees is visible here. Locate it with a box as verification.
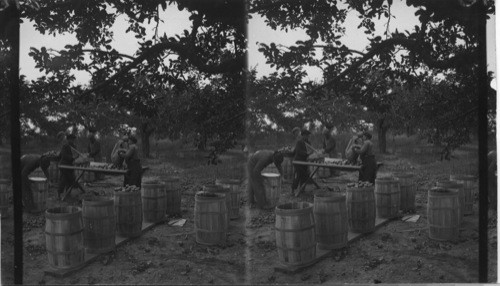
[20,3,496,85]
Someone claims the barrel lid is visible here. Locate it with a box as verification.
[215,178,241,185]
[375,176,395,182]
[82,196,114,205]
[163,176,180,182]
[195,191,224,199]
[45,206,81,218]
[261,172,280,178]
[429,187,459,196]
[393,173,414,179]
[314,192,346,201]
[436,180,463,189]
[450,174,476,181]
[276,202,313,214]
[29,177,47,182]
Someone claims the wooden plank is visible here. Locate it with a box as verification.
[44,219,166,278]
[58,165,150,175]
[274,217,393,274]
[293,160,383,172]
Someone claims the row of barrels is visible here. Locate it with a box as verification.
[45,178,245,270]
[277,174,476,267]
[45,178,181,270]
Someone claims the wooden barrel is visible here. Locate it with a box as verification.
[436,181,464,225]
[45,206,84,269]
[194,191,227,245]
[261,172,281,208]
[450,175,476,215]
[0,152,11,180]
[164,177,181,216]
[374,177,401,218]
[282,157,294,182]
[313,193,348,250]
[275,202,316,266]
[48,161,59,184]
[203,184,230,227]
[0,179,10,218]
[393,173,416,212]
[215,179,242,220]
[427,187,460,241]
[82,197,116,253]
[141,182,167,223]
[346,186,376,233]
[29,177,48,213]
[114,191,142,238]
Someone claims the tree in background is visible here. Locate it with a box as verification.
[21,0,247,158]
[251,0,494,155]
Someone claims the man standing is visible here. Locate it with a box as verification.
[57,132,85,200]
[111,134,129,168]
[121,135,142,188]
[88,129,103,179]
[322,127,336,158]
[292,129,314,195]
[247,150,284,209]
[20,151,59,212]
[87,129,102,162]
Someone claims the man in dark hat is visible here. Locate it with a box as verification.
[87,129,102,162]
[291,129,314,195]
[354,131,377,183]
[247,150,284,209]
[20,151,59,212]
[87,129,103,179]
[57,132,85,200]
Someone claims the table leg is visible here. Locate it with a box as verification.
[61,170,84,201]
[295,166,320,197]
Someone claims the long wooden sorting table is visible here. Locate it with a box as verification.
[57,164,150,200]
[292,160,383,196]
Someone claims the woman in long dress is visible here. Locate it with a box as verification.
[354,132,377,183]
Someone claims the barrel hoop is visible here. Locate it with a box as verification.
[195,229,227,233]
[347,200,375,203]
[314,212,345,216]
[84,234,115,239]
[195,211,227,215]
[428,225,460,229]
[142,195,167,199]
[275,244,316,252]
[275,224,315,232]
[45,229,83,236]
[46,249,83,255]
[428,208,460,211]
[375,192,400,195]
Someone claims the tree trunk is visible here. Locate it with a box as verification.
[376,118,388,154]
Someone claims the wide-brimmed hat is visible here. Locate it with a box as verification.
[66,133,76,139]
[301,129,311,136]
[292,127,301,134]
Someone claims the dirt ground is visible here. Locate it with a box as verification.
[1,145,497,284]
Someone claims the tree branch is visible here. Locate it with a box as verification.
[306,37,479,97]
[312,45,366,56]
[81,49,135,61]
[248,0,297,14]
[80,40,245,97]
